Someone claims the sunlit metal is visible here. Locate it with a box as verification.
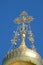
[2,11,43,65]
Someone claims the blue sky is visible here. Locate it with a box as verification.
[0,0,43,65]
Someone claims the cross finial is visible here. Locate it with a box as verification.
[15,11,33,24]
[11,11,35,50]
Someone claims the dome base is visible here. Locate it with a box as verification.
[9,61,36,65]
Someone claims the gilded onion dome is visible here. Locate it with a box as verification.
[2,11,43,65]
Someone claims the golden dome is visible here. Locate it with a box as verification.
[2,44,42,65]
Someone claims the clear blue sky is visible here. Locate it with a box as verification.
[0,0,43,65]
